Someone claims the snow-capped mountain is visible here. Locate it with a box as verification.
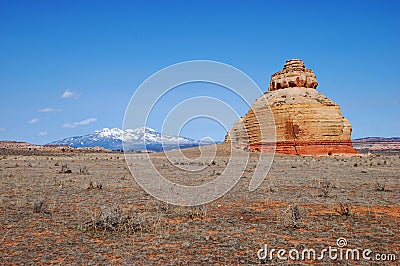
[48,127,214,151]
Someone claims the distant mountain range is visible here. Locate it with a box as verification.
[0,132,398,154]
[48,127,215,152]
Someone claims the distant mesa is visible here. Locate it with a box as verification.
[0,141,73,152]
[0,141,82,154]
[225,59,358,155]
[352,137,400,154]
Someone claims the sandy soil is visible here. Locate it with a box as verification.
[0,146,399,265]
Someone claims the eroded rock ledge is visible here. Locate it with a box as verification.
[268,59,318,91]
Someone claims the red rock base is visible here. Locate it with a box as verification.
[250,140,358,155]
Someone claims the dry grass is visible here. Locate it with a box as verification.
[0,148,399,264]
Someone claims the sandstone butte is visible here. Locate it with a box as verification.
[225,59,358,155]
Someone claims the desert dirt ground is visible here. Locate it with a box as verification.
[0,146,399,265]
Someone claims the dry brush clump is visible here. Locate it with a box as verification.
[317,181,332,198]
[375,181,392,192]
[187,205,208,219]
[335,202,351,216]
[33,199,50,214]
[153,202,208,220]
[59,164,72,174]
[281,204,303,228]
[87,181,103,190]
[80,206,165,235]
[79,166,89,175]
[33,200,44,213]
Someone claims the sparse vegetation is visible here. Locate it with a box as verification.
[80,206,164,235]
[79,166,89,175]
[59,164,72,174]
[290,205,301,228]
[318,181,332,198]
[33,200,44,213]
[0,150,398,264]
[87,181,103,190]
[282,204,302,228]
[376,182,386,191]
[335,202,351,216]
[187,205,207,219]
[33,199,50,214]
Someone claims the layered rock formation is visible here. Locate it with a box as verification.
[225,59,357,155]
[269,59,318,91]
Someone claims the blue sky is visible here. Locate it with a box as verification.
[0,0,399,144]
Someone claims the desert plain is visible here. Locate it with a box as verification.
[0,145,399,265]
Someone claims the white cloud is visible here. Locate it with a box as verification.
[63,118,97,128]
[29,118,39,124]
[38,107,62,113]
[38,131,48,136]
[0,128,5,132]
[61,89,82,99]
